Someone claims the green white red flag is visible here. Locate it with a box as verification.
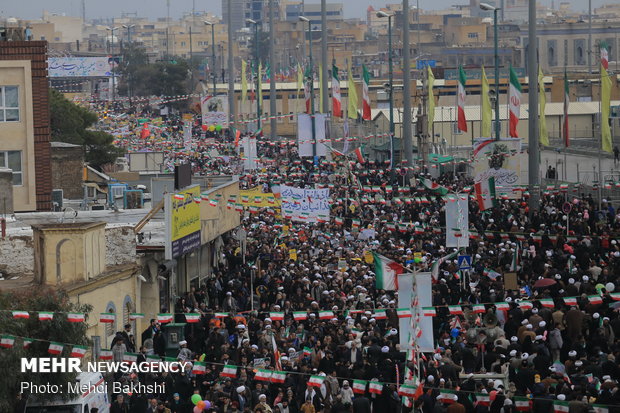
[372,252,402,290]
[457,65,467,132]
[508,65,522,138]
[332,65,342,117]
[362,65,371,120]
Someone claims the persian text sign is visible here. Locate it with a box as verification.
[48,57,113,77]
[280,185,330,223]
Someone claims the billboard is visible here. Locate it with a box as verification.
[48,57,113,77]
[398,272,434,353]
[165,185,201,259]
[473,138,522,195]
[201,95,229,127]
[280,185,330,223]
[445,198,469,248]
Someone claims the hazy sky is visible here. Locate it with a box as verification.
[0,0,607,21]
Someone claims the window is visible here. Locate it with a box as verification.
[467,32,479,39]
[181,41,186,47]
[548,40,557,67]
[0,151,22,185]
[0,86,19,122]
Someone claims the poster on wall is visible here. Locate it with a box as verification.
[201,95,229,127]
[473,138,522,196]
[280,185,330,223]
[297,113,327,157]
[165,185,201,260]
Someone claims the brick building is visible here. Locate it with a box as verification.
[0,41,52,211]
[50,142,84,200]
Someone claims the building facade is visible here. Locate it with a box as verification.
[0,41,52,211]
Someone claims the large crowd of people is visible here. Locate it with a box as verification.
[84,104,620,412]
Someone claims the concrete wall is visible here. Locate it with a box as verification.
[51,142,84,199]
[0,168,13,214]
[105,226,138,267]
[0,234,33,276]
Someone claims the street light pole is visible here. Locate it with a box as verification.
[527,0,540,211]
[227,0,235,128]
[247,19,261,130]
[204,21,217,96]
[402,0,413,169]
[106,26,119,103]
[480,3,501,141]
[300,16,316,159]
[321,0,329,114]
[378,11,394,168]
[269,0,277,140]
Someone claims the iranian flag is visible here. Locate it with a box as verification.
[362,65,371,120]
[514,396,531,411]
[457,65,467,132]
[554,401,569,413]
[472,305,486,314]
[508,65,521,138]
[48,342,64,355]
[23,338,33,348]
[303,347,313,356]
[185,313,201,323]
[474,176,497,210]
[397,308,412,318]
[0,334,15,348]
[100,313,115,323]
[372,252,403,291]
[319,311,334,320]
[439,389,458,404]
[308,375,326,387]
[209,199,218,206]
[422,307,436,316]
[563,69,569,147]
[563,297,577,306]
[221,365,238,378]
[540,299,555,308]
[270,312,285,321]
[374,309,387,320]
[99,349,113,360]
[495,302,510,311]
[271,371,287,383]
[123,352,138,363]
[592,405,609,413]
[192,361,207,375]
[398,384,417,397]
[369,381,383,394]
[129,313,144,320]
[39,312,54,321]
[255,369,272,381]
[157,313,173,323]
[70,345,88,358]
[448,305,463,315]
[476,393,491,406]
[353,380,367,394]
[353,147,365,163]
[610,293,620,301]
[173,193,185,200]
[588,295,603,305]
[67,313,85,322]
[601,41,609,70]
[293,312,308,320]
[332,65,342,117]
[12,311,29,319]
[304,65,312,113]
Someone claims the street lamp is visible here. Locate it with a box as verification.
[204,21,217,95]
[299,16,316,159]
[376,11,394,148]
[122,24,135,43]
[480,2,501,140]
[106,26,120,103]
[246,18,261,130]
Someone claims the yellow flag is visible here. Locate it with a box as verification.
[347,62,358,119]
[296,63,303,113]
[538,67,549,147]
[427,66,435,129]
[602,65,613,153]
[258,62,263,104]
[319,63,323,112]
[481,66,492,138]
[241,60,247,107]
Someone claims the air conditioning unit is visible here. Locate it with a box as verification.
[90,204,105,211]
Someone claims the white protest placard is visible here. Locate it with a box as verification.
[280,185,330,223]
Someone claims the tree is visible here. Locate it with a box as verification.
[49,89,124,169]
[0,288,92,411]
[249,31,270,65]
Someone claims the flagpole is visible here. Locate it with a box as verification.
[598,43,603,211]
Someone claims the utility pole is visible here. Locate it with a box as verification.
[81,0,86,22]
[227,0,235,127]
[166,0,170,58]
[402,0,413,169]
[269,0,277,140]
[321,0,329,114]
[588,0,592,74]
[528,0,540,211]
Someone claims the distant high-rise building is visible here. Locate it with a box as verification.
[285,2,343,25]
[223,0,280,31]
